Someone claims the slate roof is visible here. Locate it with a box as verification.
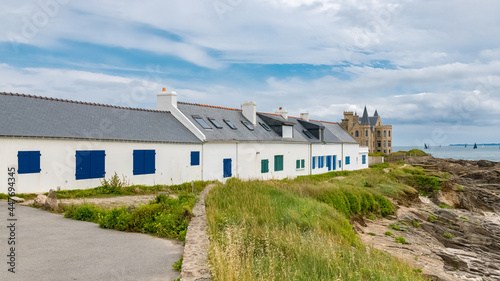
[359,106,380,128]
[0,92,201,143]
[177,102,307,142]
[320,122,358,143]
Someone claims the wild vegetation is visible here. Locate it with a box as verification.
[206,163,432,280]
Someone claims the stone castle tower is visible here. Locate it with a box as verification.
[341,106,392,154]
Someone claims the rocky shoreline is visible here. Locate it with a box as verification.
[359,157,500,281]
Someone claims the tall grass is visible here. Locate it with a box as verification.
[206,173,426,281]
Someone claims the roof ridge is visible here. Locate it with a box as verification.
[178,101,241,111]
[0,92,170,113]
[260,113,338,124]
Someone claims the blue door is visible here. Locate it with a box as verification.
[326,155,332,171]
[333,155,337,170]
[223,158,232,178]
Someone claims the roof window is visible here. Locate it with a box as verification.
[303,130,314,139]
[193,116,211,129]
[241,120,254,131]
[208,118,223,129]
[259,122,271,131]
[224,119,237,130]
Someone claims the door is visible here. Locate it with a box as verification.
[223,158,232,178]
[326,155,332,171]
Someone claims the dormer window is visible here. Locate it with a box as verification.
[193,116,211,129]
[224,119,237,130]
[282,125,293,138]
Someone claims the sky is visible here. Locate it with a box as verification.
[1,0,500,146]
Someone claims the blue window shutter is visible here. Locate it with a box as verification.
[18,151,30,174]
[133,150,144,175]
[339,160,342,168]
[76,151,91,180]
[90,151,106,178]
[191,151,200,166]
[223,158,232,178]
[312,156,316,169]
[333,155,337,170]
[30,152,41,173]
[327,155,332,171]
[362,155,366,164]
[144,150,156,174]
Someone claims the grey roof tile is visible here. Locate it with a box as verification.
[0,92,201,143]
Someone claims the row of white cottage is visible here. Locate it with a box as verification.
[0,90,368,194]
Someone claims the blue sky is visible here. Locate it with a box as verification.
[1,0,500,145]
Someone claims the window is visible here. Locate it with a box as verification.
[365,141,368,146]
[224,119,237,129]
[326,155,332,170]
[191,151,200,166]
[345,156,350,165]
[366,130,368,137]
[76,151,105,180]
[312,156,316,169]
[384,141,386,147]
[318,156,324,168]
[259,122,271,131]
[241,120,255,131]
[303,130,314,139]
[261,159,269,173]
[193,116,211,129]
[133,150,155,175]
[274,155,284,171]
[282,125,293,138]
[378,141,381,147]
[389,131,391,137]
[355,130,359,137]
[296,159,305,170]
[384,131,387,137]
[208,118,222,129]
[377,131,381,137]
[362,155,366,165]
[18,151,41,174]
[388,141,392,147]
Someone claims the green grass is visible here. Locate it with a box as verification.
[395,237,407,244]
[439,204,453,209]
[412,220,420,228]
[385,231,393,236]
[443,232,455,239]
[206,172,426,281]
[427,215,438,223]
[63,193,196,241]
[172,255,183,272]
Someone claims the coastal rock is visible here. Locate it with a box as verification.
[33,194,47,207]
[477,160,496,168]
[44,189,58,211]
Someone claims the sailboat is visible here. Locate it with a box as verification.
[424,143,428,149]
[465,144,467,148]
[473,143,478,149]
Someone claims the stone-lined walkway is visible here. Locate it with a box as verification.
[181,184,215,281]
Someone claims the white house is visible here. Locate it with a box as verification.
[0,90,369,194]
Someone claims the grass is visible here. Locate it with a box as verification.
[412,220,420,228]
[395,237,407,244]
[206,166,427,281]
[443,232,455,239]
[385,231,393,236]
[439,204,453,209]
[427,215,438,223]
[172,255,183,272]
[63,193,197,241]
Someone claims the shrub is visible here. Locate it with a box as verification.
[63,203,102,223]
[368,232,376,236]
[427,215,437,223]
[456,185,465,192]
[395,236,407,244]
[439,204,453,209]
[412,220,420,228]
[98,172,127,194]
[443,232,455,239]
[172,255,183,272]
[389,224,401,231]
[385,231,393,236]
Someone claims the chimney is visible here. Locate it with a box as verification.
[300,112,309,121]
[155,88,177,110]
[241,101,257,125]
[275,107,288,120]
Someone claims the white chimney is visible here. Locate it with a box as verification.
[275,107,288,120]
[300,112,309,121]
[155,88,177,110]
[241,101,257,125]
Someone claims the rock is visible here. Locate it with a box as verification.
[33,194,47,207]
[477,160,496,168]
[44,189,58,211]
[9,196,25,203]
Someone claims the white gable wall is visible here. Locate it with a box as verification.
[0,138,202,194]
[310,143,343,174]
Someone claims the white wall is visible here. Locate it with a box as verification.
[342,143,365,171]
[310,143,343,174]
[0,138,202,194]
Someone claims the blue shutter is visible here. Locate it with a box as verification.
[90,151,106,178]
[333,155,337,170]
[133,150,144,175]
[339,160,342,168]
[76,151,91,180]
[17,151,30,174]
[223,158,232,178]
[327,155,332,171]
[191,151,200,166]
[362,155,366,164]
[312,156,316,169]
[345,156,350,165]
[30,152,41,173]
[144,150,156,174]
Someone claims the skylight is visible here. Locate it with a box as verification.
[208,118,222,129]
[303,130,314,139]
[193,116,211,129]
[259,122,271,131]
[241,120,254,131]
[224,119,237,130]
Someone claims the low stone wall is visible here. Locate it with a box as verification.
[181,184,214,281]
[369,156,384,166]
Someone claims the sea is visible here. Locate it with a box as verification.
[393,145,500,162]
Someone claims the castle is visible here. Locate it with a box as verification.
[341,107,392,154]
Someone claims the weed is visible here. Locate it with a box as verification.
[389,224,402,231]
[443,232,455,239]
[367,214,377,220]
[456,185,465,192]
[368,233,376,236]
[439,204,453,209]
[385,231,393,236]
[412,220,420,228]
[401,221,409,226]
[460,216,468,221]
[395,236,407,244]
[172,255,183,272]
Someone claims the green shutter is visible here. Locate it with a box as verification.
[296,159,300,169]
[274,155,283,171]
[301,159,305,168]
[261,159,269,173]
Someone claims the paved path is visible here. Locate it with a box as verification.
[0,200,183,281]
